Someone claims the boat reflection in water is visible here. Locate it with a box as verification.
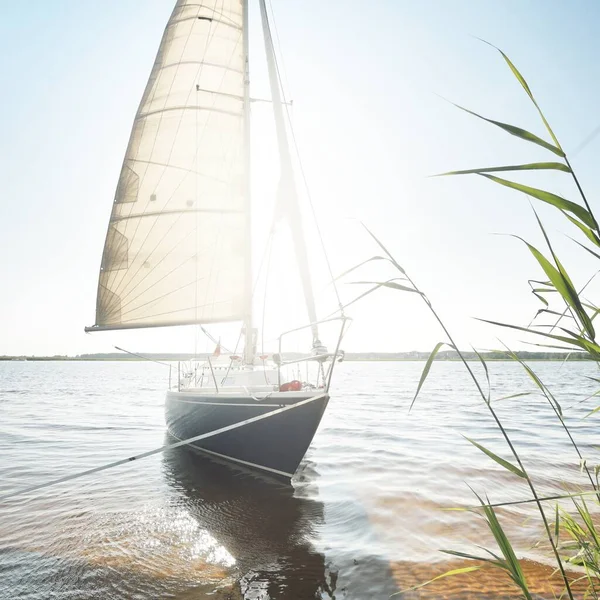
[162,443,336,599]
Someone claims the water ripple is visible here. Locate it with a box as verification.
[1,360,599,598]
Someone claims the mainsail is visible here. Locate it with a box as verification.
[87,0,249,331]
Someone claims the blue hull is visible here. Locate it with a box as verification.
[165,391,329,479]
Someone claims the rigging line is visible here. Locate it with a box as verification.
[223,329,244,382]
[1,393,328,502]
[266,0,292,109]
[113,346,171,367]
[200,324,232,354]
[261,235,274,358]
[571,122,600,158]
[264,7,344,315]
[250,227,277,312]
[108,30,243,304]
[195,83,200,356]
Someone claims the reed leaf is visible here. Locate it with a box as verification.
[362,224,406,274]
[558,325,594,342]
[571,238,600,261]
[451,102,564,156]
[562,211,600,247]
[528,279,555,308]
[544,310,575,319]
[441,549,501,566]
[582,302,600,323]
[493,44,563,151]
[335,283,390,314]
[560,500,600,593]
[505,350,562,415]
[481,499,533,599]
[496,392,531,402]
[535,309,570,319]
[448,488,533,598]
[436,162,570,177]
[472,347,491,403]
[512,235,595,339]
[334,256,389,282]
[530,279,553,287]
[533,212,597,340]
[351,281,420,294]
[481,174,594,229]
[410,342,445,411]
[392,565,482,596]
[480,319,600,358]
[522,242,574,307]
[464,436,526,478]
[524,341,587,352]
[531,292,550,308]
[584,404,600,419]
[577,499,600,546]
[467,489,600,510]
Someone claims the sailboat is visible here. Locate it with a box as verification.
[85,0,347,480]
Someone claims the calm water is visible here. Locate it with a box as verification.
[1,360,599,599]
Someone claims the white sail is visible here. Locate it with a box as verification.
[259,0,320,345]
[88,0,248,331]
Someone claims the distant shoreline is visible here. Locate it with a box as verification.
[0,351,593,362]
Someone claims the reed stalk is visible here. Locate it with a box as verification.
[345,41,600,599]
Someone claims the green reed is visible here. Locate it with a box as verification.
[344,42,600,599]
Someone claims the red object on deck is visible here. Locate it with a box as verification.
[279,380,302,392]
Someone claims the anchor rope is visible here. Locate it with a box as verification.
[1,393,327,502]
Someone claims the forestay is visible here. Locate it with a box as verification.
[88,0,249,331]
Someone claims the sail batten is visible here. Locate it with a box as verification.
[155,61,244,73]
[111,208,244,223]
[136,105,241,120]
[170,17,242,28]
[90,0,248,331]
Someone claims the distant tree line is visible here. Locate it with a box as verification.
[0,351,593,361]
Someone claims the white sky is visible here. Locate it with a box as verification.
[1,1,600,356]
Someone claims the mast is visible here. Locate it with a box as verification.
[242,0,255,364]
[258,0,321,346]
